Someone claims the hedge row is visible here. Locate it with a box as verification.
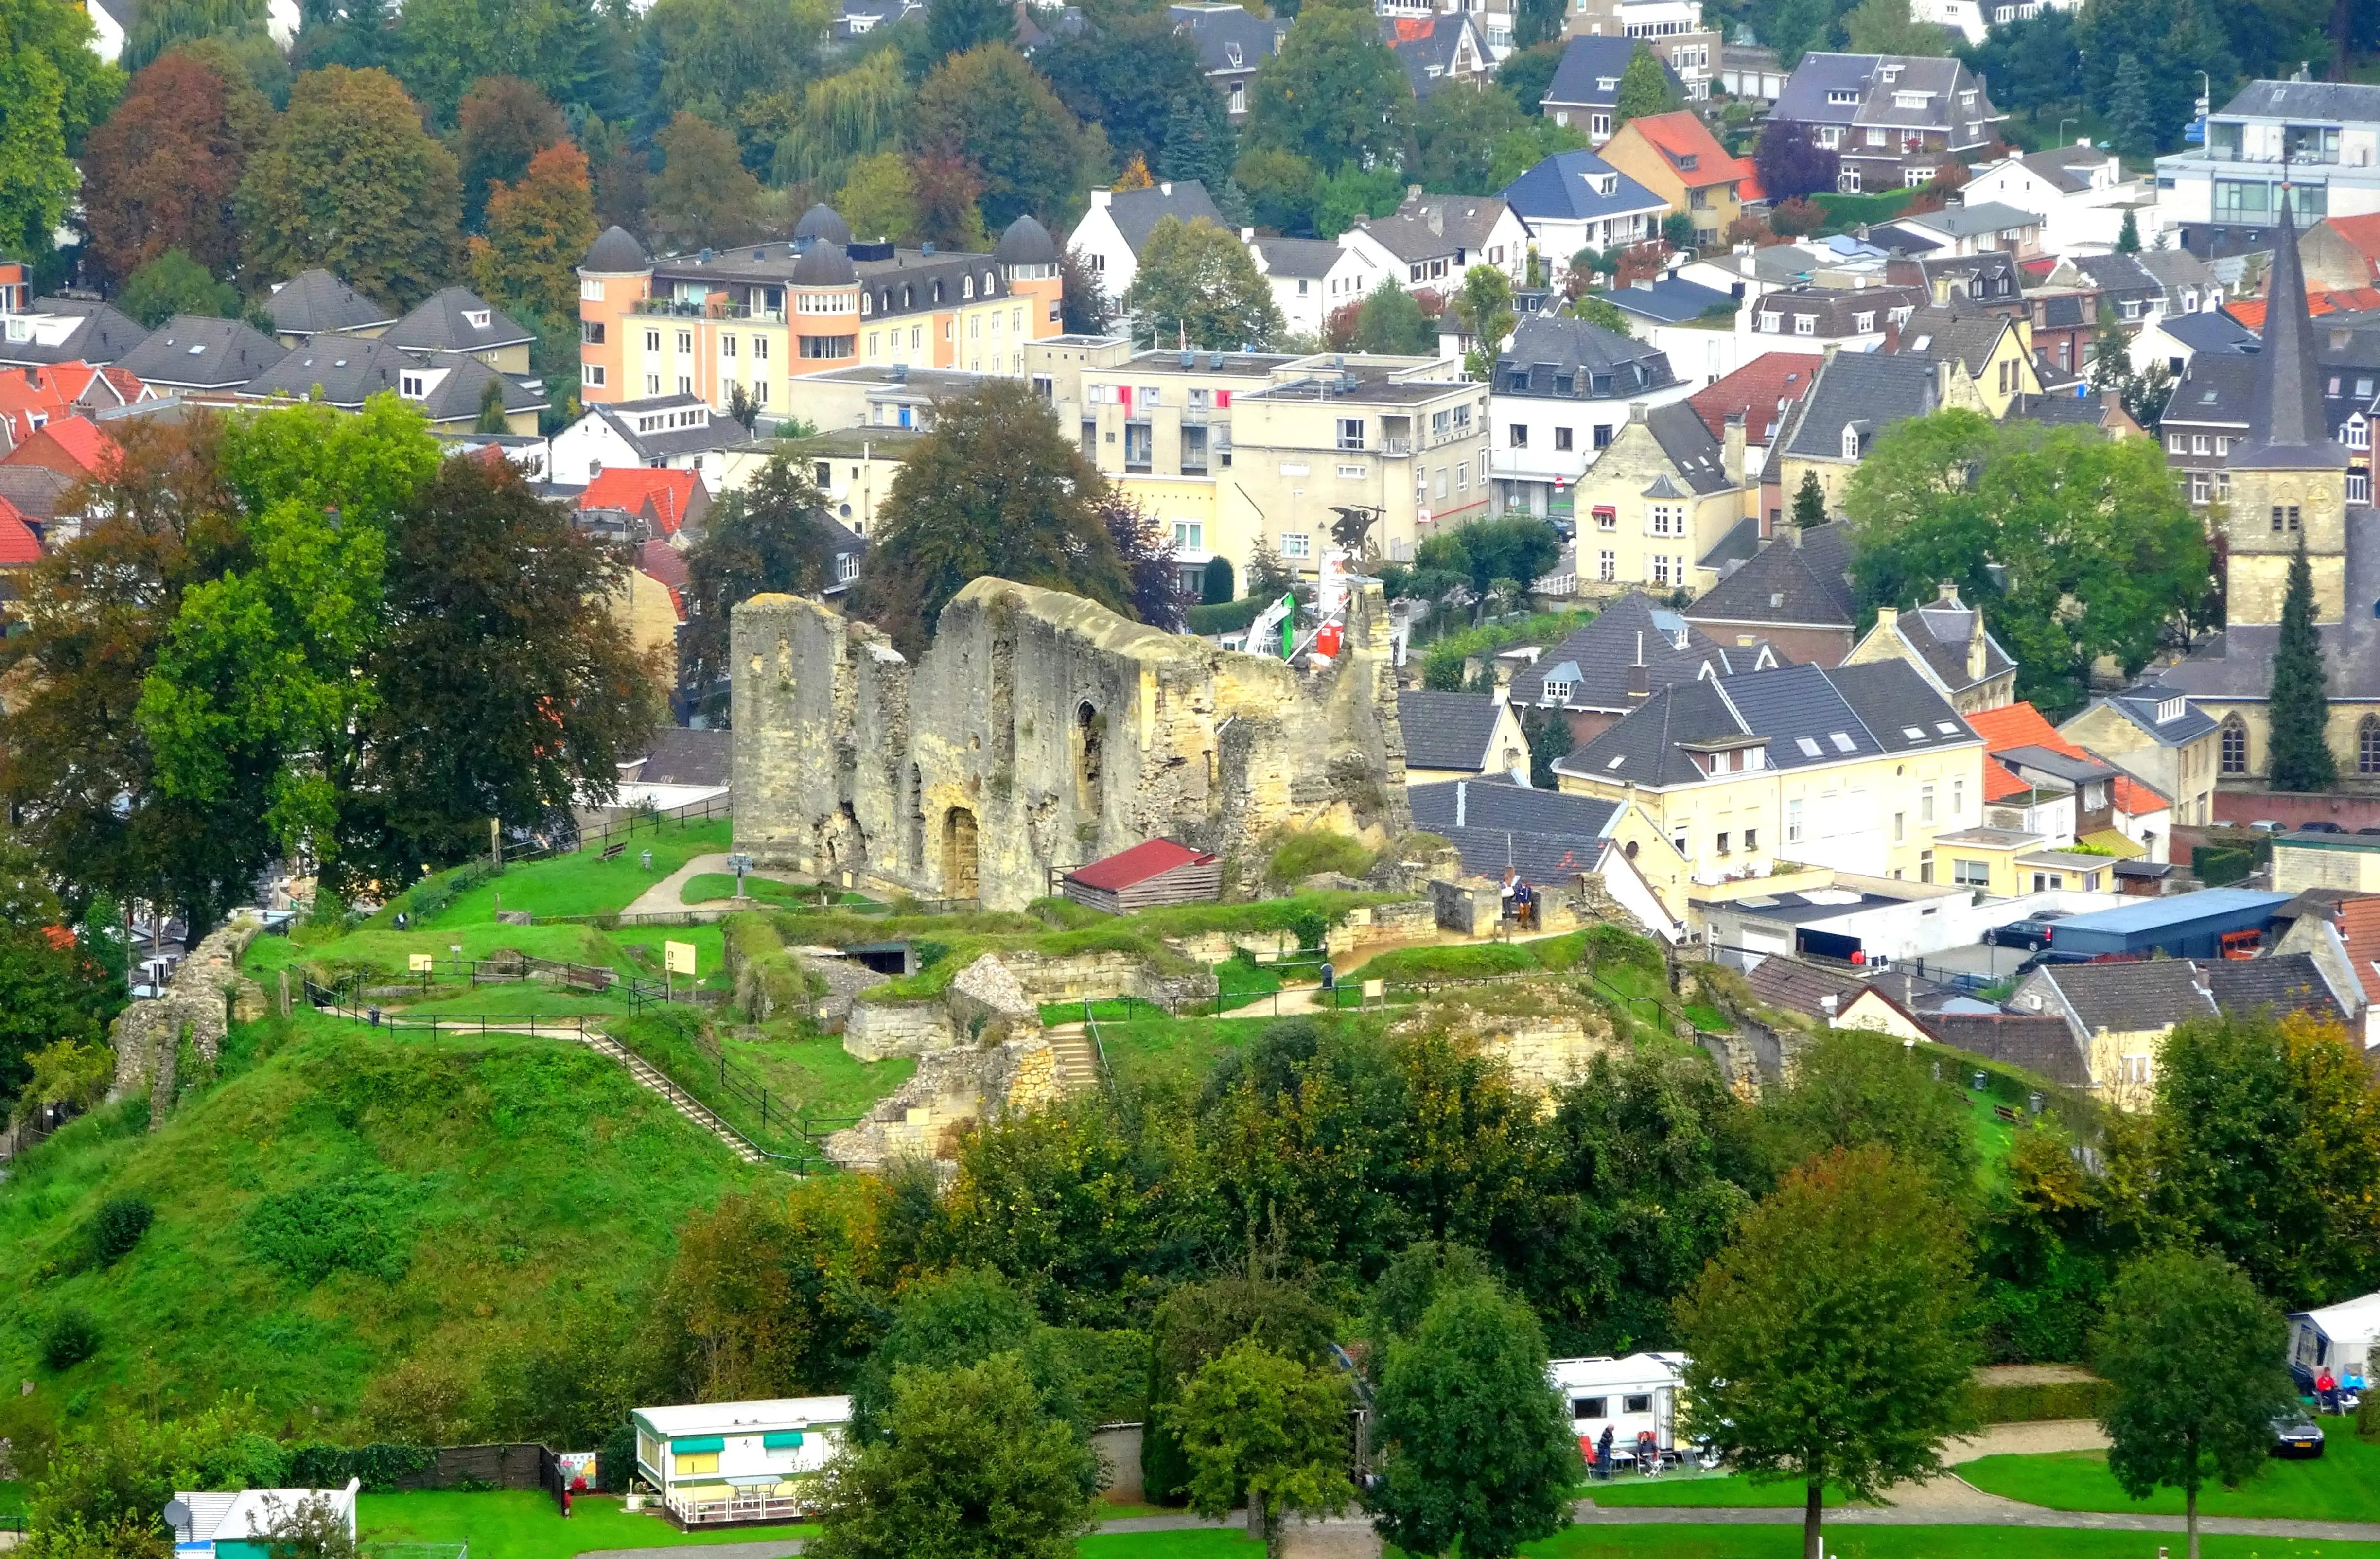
[1974,1378,2114,1424]
[285,1441,438,1491]
[1187,598,1267,636]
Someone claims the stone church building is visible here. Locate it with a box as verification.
[2159,191,2379,788]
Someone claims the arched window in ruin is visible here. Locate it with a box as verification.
[1075,701,1105,805]
[2220,716,2248,776]
[942,807,980,900]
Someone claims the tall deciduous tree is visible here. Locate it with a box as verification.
[681,454,839,724]
[648,109,765,251]
[390,0,600,123]
[455,75,567,228]
[835,153,920,245]
[121,0,270,73]
[1142,1272,1340,1503]
[1753,119,1840,204]
[0,831,127,1113]
[924,0,1012,65]
[1371,1281,1575,1559]
[0,0,124,259]
[1170,1339,1355,1554]
[1245,4,1413,175]
[1611,45,1678,127]
[643,0,825,126]
[2266,541,2336,793]
[1753,1029,1980,1200]
[1453,264,1515,379]
[2093,1249,2295,1559]
[808,1353,1102,1559]
[1675,1146,1980,1559]
[1038,12,1211,171]
[913,44,1100,231]
[1123,216,1284,351]
[1842,0,1955,54]
[772,51,909,191]
[1352,280,1435,355]
[854,381,1134,655]
[470,140,597,328]
[119,248,240,326]
[237,65,462,308]
[79,49,265,285]
[1098,493,1186,633]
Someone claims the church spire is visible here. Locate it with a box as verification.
[2236,186,2349,471]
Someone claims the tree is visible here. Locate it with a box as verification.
[773,52,909,190]
[1452,264,1515,380]
[1522,707,1571,788]
[1513,0,1562,50]
[2266,541,2336,793]
[1674,1147,1980,1559]
[643,0,824,129]
[2108,52,2156,159]
[1611,45,1678,128]
[1352,280,1436,355]
[581,113,649,235]
[848,1266,1094,1446]
[79,49,263,285]
[253,1491,361,1559]
[1141,1271,1339,1501]
[910,153,991,251]
[388,0,600,124]
[470,140,597,327]
[1371,1282,1575,1559]
[1059,242,1113,335]
[1170,1339,1354,1554]
[832,152,920,245]
[1495,41,1562,117]
[1236,146,1320,235]
[680,455,838,719]
[1753,1030,1980,1200]
[1245,5,1413,176]
[120,0,271,74]
[455,75,567,229]
[807,1354,1102,1559]
[854,382,1135,656]
[118,248,239,326]
[1124,216,1284,351]
[1843,413,2209,718]
[913,44,1099,231]
[1415,82,1528,193]
[1414,516,1558,621]
[1754,119,1839,205]
[1099,493,1185,633]
[2093,1250,2295,1559]
[1842,0,1955,54]
[237,66,461,309]
[346,447,658,881]
[1039,13,1213,172]
[1662,210,1697,250]
[0,832,126,1113]
[648,110,765,252]
[0,0,121,260]
[2117,208,2141,253]
[924,0,1012,66]
[1573,293,1634,336]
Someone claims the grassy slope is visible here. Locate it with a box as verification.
[1513,1531,2379,1559]
[1960,1427,2380,1523]
[361,1492,814,1557]
[0,1010,758,1430]
[437,821,732,922]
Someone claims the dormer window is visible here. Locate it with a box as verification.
[1840,424,1861,459]
[1879,64,1901,81]
[1827,88,1858,105]
[400,372,426,399]
[464,308,490,328]
[1893,91,1926,108]
[2156,697,2186,723]
[1597,75,1618,90]
[1225,41,1242,66]
[2347,415,2370,451]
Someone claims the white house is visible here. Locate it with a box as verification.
[1068,181,1226,304]
[548,393,744,488]
[1549,1353,1689,1464]
[168,1481,360,1559]
[1340,192,1534,294]
[1498,150,1669,279]
[632,1396,852,1526]
[2288,1291,2380,1393]
[1488,313,1697,514]
[1961,144,2159,255]
[1247,235,1376,340]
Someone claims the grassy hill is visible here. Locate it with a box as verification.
[0,1007,762,1440]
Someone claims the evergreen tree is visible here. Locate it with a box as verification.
[2266,541,2336,793]
[1522,708,1571,788]
[1791,469,1827,528]
[2109,53,2154,160]
[2117,209,2140,254]
[1612,45,1678,128]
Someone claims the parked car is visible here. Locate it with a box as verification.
[2271,1412,2326,1459]
[2248,820,2285,834]
[2297,820,2345,834]
[1984,913,2066,950]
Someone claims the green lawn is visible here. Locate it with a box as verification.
[1082,1533,1261,1559]
[1095,1014,1301,1089]
[1514,1528,2380,1559]
[429,820,732,923]
[362,1491,810,1557]
[1961,1422,2380,1523]
[1585,1473,1859,1509]
[681,874,877,910]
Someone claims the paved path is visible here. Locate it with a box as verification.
[1571,1504,2380,1541]
[619,854,813,919]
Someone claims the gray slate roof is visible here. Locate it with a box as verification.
[2083,686,2221,747]
[2034,959,2215,1033]
[1893,596,2015,693]
[2161,350,2259,430]
[1772,53,1999,137]
[0,298,148,368]
[1397,691,1509,772]
[580,393,747,461]
[1386,12,1484,98]
[1743,955,1866,1020]
[1496,315,1676,400]
[1170,3,1286,74]
[2207,951,2350,1026]
[1602,277,1734,326]
[2014,144,2116,195]
[2214,79,2380,123]
[2161,311,2258,355]
[1897,202,2041,240]
[1754,284,1929,340]
[2240,187,2350,471]
[1645,400,1733,496]
[637,726,730,787]
[1895,304,2017,382]
[0,465,73,521]
[1409,778,1623,881]
[1510,590,1739,711]
[1252,237,1342,280]
[1776,348,1941,460]
[1922,1013,2090,1087]
[265,269,395,336]
[1500,149,1667,225]
[115,315,288,390]
[240,336,543,422]
[1687,523,1855,628]
[1102,180,1225,254]
[1353,194,1513,263]
[383,287,535,353]
[1542,35,1683,109]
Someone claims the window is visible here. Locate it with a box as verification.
[1555,427,1573,451]
[645,373,661,395]
[1229,81,1245,112]
[1855,312,1874,333]
[837,552,860,584]
[677,331,693,354]
[1281,531,1312,559]
[1338,417,1365,451]
[2168,433,2185,454]
[1841,424,1862,459]
[1597,549,1616,581]
[399,372,425,398]
[2220,717,2247,775]
[1572,1397,1608,1421]
[2191,472,2211,504]
[1920,784,1935,824]
[677,1453,720,1474]
[1716,831,1731,855]
[1590,111,1612,137]
[2272,504,2301,533]
[2353,473,2372,504]
[644,329,662,353]
[1893,811,1906,843]
[585,364,606,386]
[1744,828,1758,851]
[1510,423,1528,448]
[1594,424,1614,449]
[1919,849,1934,884]
[2360,716,2380,775]
[1759,312,1781,333]
[1173,520,1203,551]
[1652,554,1673,586]
[1793,315,1815,336]
[1952,777,1964,817]
[1336,463,1367,479]
[1594,506,1617,531]
[2192,434,2210,455]
[2216,436,2230,456]
[721,335,737,358]
[1786,799,1803,842]
[753,336,768,360]
[581,320,607,345]
[580,276,605,301]
[1647,503,1683,536]
[1950,857,1992,888]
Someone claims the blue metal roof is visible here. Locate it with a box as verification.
[1500,150,1666,224]
[2050,889,2291,936]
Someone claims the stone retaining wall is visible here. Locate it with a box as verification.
[109,915,262,1128]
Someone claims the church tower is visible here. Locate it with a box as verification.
[2222,188,2351,625]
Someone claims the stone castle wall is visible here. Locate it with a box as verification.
[731,576,1412,910]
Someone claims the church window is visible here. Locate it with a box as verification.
[2220,718,2247,775]
[2271,505,2300,533]
[2362,717,2380,775]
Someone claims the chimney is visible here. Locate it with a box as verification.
[1628,400,1649,424]
[1406,184,1423,203]
[1937,579,1959,604]
[1159,181,1174,196]
[1874,605,1898,635]
[1491,658,1515,702]
[1456,780,1468,828]
[1740,250,1756,278]
[1628,663,1649,699]
[1787,520,1803,548]
[1968,607,1988,682]
[1429,206,1445,237]
[1091,189,1113,209]
[1242,226,1255,243]
[1935,357,1955,408]
[1823,342,1841,363]
[1722,411,1746,488]
[1932,275,1951,305]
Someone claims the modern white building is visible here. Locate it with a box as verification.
[1964,144,2160,255]
[1488,314,1695,516]
[632,1396,852,1526]
[1247,235,1377,340]
[548,393,744,488]
[1068,181,1227,305]
[2155,78,2380,230]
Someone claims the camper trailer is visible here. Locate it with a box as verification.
[1549,1352,1690,1469]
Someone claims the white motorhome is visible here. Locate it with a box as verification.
[1549,1351,1689,1466]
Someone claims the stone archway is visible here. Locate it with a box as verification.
[943,807,980,900]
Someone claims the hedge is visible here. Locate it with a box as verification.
[286,1441,437,1491]
[1974,1377,2114,1424]
[2193,845,2253,886]
[1188,598,1267,636]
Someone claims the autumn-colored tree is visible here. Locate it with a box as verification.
[0,0,124,259]
[470,140,597,327]
[913,43,1100,231]
[910,154,990,251]
[79,49,268,285]
[455,74,567,229]
[835,152,921,246]
[648,109,764,252]
[1113,151,1154,191]
[236,66,462,308]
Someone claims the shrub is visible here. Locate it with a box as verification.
[40,1305,100,1370]
[2360,1390,2379,1441]
[600,1422,637,1491]
[88,1194,154,1265]
[2193,845,2252,886]
[1972,1377,2115,1424]
[1266,831,1375,887]
[247,1172,417,1286]
[1187,597,1266,636]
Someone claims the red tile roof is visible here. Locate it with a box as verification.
[2227,286,2380,333]
[2322,213,2380,271]
[1968,702,2085,803]
[2112,774,2167,815]
[581,467,700,534]
[1623,111,1759,193]
[1689,354,1817,446]
[639,537,689,589]
[2336,897,2380,1006]
[35,415,116,476]
[1067,838,1216,892]
[0,496,42,565]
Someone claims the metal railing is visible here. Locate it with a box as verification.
[303,976,593,1035]
[502,793,732,867]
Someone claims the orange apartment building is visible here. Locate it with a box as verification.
[577,204,1067,413]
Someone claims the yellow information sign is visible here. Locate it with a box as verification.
[665,940,697,976]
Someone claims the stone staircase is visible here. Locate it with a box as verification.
[576,1026,771,1166]
[1047,1028,1104,1093]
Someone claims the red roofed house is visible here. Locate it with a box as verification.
[1596,110,1760,250]
[1061,839,1223,915]
[580,466,710,540]
[3,414,118,480]
[1968,701,2172,860]
[0,492,45,613]
[2325,896,2380,1047]
[0,362,145,454]
[2301,214,2380,294]
[1688,354,1816,534]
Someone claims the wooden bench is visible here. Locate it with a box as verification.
[1993,1104,2020,1125]
[598,841,625,862]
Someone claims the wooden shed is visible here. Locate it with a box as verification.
[1062,840,1222,915]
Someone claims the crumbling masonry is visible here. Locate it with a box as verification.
[730,576,1414,910]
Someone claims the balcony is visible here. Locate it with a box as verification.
[1381,436,1412,455]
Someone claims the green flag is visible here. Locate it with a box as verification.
[1280,594,1295,659]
